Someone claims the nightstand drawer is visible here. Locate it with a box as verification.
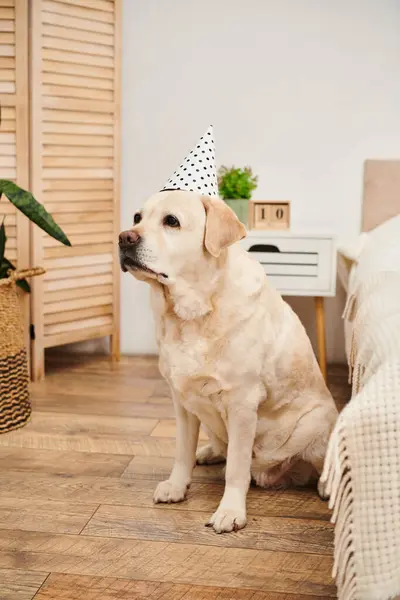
[241,235,335,296]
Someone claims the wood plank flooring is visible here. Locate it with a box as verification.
[0,354,350,599]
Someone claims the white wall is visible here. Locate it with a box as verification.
[121,0,400,361]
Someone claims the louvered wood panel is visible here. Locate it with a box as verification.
[30,0,120,380]
[0,0,30,356]
[0,0,29,267]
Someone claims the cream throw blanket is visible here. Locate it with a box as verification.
[321,271,400,600]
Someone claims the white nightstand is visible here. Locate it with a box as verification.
[241,230,337,381]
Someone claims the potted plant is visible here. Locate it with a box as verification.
[0,180,70,433]
[218,166,258,226]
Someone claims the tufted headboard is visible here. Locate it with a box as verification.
[363,160,400,231]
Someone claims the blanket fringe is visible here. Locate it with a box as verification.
[344,298,357,385]
[321,416,357,600]
[351,362,362,396]
[342,292,357,322]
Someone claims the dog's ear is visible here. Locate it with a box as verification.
[201,196,247,258]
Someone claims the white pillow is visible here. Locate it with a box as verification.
[338,215,400,290]
[337,232,369,263]
[356,214,400,281]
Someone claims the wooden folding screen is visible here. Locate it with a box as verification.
[0,0,30,351]
[30,0,121,380]
[0,0,29,271]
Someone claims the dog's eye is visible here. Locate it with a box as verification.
[133,213,142,225]
[163,215,180,228]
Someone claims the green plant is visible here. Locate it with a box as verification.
[218,166,258,200]
[0,179,71,292]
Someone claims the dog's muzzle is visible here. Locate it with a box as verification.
[118,232,168,279]
[118,230,141,272]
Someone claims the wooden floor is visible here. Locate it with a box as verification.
[0,354,350,600]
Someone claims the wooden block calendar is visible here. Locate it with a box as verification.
[248,201,290,230]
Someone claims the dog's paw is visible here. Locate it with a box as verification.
[153,479,188,504]
[196,444,225,465]
[206,507,247,533]
[253,470,291,490]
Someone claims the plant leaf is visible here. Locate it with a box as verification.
[2,257,15,271]
[0,256,16,280]
[0,220,5,265]
[0,179,71,246]
[0,257,30,292]
[1,257,16,275]
[16,278,30,293]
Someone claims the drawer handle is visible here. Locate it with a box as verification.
[248,244,280,253]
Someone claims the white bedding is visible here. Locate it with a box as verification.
[322,215,400,600]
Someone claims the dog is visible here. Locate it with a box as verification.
[119,190,338,533]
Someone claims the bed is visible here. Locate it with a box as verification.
[337,159,400,292]
[321,160,400,600]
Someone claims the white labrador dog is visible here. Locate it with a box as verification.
[119,190,338,533]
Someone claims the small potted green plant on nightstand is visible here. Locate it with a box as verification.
[218,165,258,226]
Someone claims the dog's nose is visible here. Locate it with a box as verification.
[119,230,140,247]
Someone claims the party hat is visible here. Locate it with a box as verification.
[161,125,218,196]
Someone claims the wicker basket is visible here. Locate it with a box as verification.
[0,268,45,433]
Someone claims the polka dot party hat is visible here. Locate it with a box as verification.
[161,125,218,197]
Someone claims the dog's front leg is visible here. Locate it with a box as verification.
[207,392,258,533]
[153,392,200,504]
